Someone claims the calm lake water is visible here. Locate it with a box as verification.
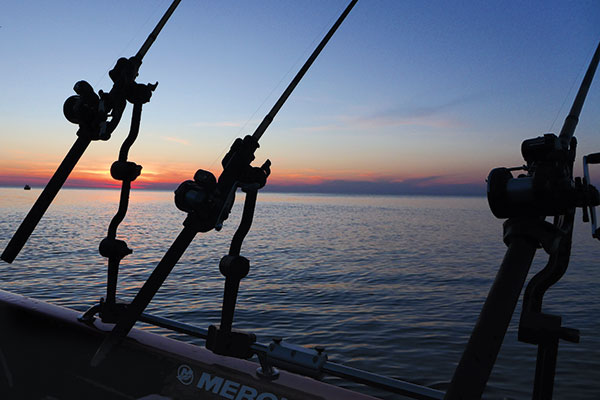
[0,187,598,399]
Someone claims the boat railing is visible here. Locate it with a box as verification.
[135,311,445,400]
[75,305,443,399]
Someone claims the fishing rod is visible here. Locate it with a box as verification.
[0,0,182,264]
[90,0,359,367]
[445,40,600,400]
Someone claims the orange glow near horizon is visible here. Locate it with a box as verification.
[0,164,484,190]
[0,153,486,191]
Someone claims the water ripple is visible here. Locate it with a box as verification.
[1,188,598,399]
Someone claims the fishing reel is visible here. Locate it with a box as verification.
[63,57,157,140]
[174,169,222,232]
[487,133,600,238]
[63,80,110,139]
[174,135,271,232]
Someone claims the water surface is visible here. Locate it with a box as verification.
[0,188,598,399]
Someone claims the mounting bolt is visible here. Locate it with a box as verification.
[315,345,325,355]
[272,337,282,345]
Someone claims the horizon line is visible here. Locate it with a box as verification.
[1,181,487,197]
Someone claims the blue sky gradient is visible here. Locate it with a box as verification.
[1,1,600,194]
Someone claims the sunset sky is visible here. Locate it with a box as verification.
[1,1,600,195]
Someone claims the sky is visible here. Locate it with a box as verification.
[1,0,600,195]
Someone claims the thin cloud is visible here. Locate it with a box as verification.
[349,98,474,130]
[291,115,459,133]
[264,176,485,196]
[76,169,109,176]
[296,94,484,132]
[392,175,443,185]
[350,114,461,129]
[161,136,190,145]
[190,120,260,128]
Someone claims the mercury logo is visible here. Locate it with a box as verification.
[177,367,288,400]
[176,364,194,385]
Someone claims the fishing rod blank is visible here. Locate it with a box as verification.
[136,0,182,61]
[1,0,182,264]
[251,0,358,142]
[1,137,89,265]
[559,41,600,144]
[91,0,359,367]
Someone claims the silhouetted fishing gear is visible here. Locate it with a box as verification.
[76,103,146,325]
[446,40,600,400]
[91,9,183,318]
[84,101,145,323]
[90,0,359,367]
[0,0,182,265]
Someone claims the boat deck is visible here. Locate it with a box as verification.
[0,289,378,400]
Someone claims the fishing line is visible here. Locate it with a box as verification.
[92,0,170,89]
[547,44,595,134]
[206,2,347,172]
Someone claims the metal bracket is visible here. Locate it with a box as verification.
[255,338,328,379]
[503,218,562,254]
[583,153,600,239]
[78,304,101,324]
[256,353,280,381]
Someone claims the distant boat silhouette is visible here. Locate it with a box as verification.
[23,185,31,190]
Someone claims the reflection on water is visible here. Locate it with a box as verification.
[0,188,599,399]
